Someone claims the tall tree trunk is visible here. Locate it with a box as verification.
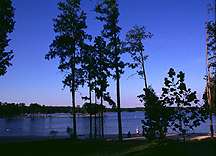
[116,67,122,141]
[94,113,97,139]
[71,61,77,138]
[210,109,214,138]
[140,52,148,138]
[177,103,184,140]
[89,80,92,139]
[94,92,97,139]
[207,85,214,138]
[101,94,104,138]
[98,112,101,137]
[140,52,148,89]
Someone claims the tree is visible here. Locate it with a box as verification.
[81,44,96,139]
[206,21,216,138]
[82,36,110,138]
[125,25,152,89]
[93,36,111,138]
[161,68,205,141]
[0,0,15,76]
[96,0,125,141]
[82,102,105,139]
[138,87,169,140]
[45,0,90,138]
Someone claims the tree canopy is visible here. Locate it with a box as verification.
[0,0,15,76]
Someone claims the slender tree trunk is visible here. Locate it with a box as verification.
[208,85,214,138]
[90,113,92,139]
[112,32,123,141]
[98,112,101,137]
[71,60,77,138]
[94,92,97,139]
[210,109,214,138]
[140,52,148,138]
[116,67,122,141]
[89,80,92,139]
[178,104,184,141]
[140,52,148,89]
[94,113,97,139]
[101,94,104,138]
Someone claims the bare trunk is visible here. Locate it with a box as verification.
[71,61,77,138]
[94,93,97,138]
[210,109,214,138]
[140,52,148,89]
[101,94,104,138]
[89,80,92,139]
[98,110,101,137]
[116,67,122,141]
[94,113,97,139]
[207,83,214,138]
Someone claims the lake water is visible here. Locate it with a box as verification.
[0,112,215,137]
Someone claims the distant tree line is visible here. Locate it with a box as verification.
[0,102,147,118]
[0,102,72,117]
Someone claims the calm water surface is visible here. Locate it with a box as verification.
[0,112,215,137]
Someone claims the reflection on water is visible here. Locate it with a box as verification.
[0,112,215,137]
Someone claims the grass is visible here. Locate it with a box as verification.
[0,138,215,156]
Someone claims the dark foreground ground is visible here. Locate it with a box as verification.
[0,138,215,156]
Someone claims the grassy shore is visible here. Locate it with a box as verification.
[0,138,215,156]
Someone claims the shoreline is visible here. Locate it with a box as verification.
[0,133,215,143]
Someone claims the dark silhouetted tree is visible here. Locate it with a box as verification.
[96,0,125,141]
[81,44,96,139]
[82,37,110,138]
[206,21,216,138]
[45,0,90,138]
[82,102,105,139]
[0,0,15,76]
[93,36,111,138]
[125,25,152,89]
[161,68,205,141]
[138,87,169,140]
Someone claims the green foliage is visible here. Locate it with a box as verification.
[93,36,111,98]
[0,102,26,117]
[95,0,125,78]
[161,68,206,136]
[207,21,216,54]
[201,89,211,119]
[138,87,169,140]
[81,36,110,99]
[0,102,74,117]
[103,92,116,108]
[82,102,105,115]
[45,0,90,89]
[125,25,152,78]
[0,0,15,76]
[125,25,152,89]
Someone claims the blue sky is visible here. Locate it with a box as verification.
[0,0,207,107]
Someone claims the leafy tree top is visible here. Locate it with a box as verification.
[82,102,105,115]
[125,25,152,80]
[0,0,15,76]
[138,87,169,140]
[45,0,91,89]
[207,21,216,55]
[161,68,205,134]
[95,0,125,77]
